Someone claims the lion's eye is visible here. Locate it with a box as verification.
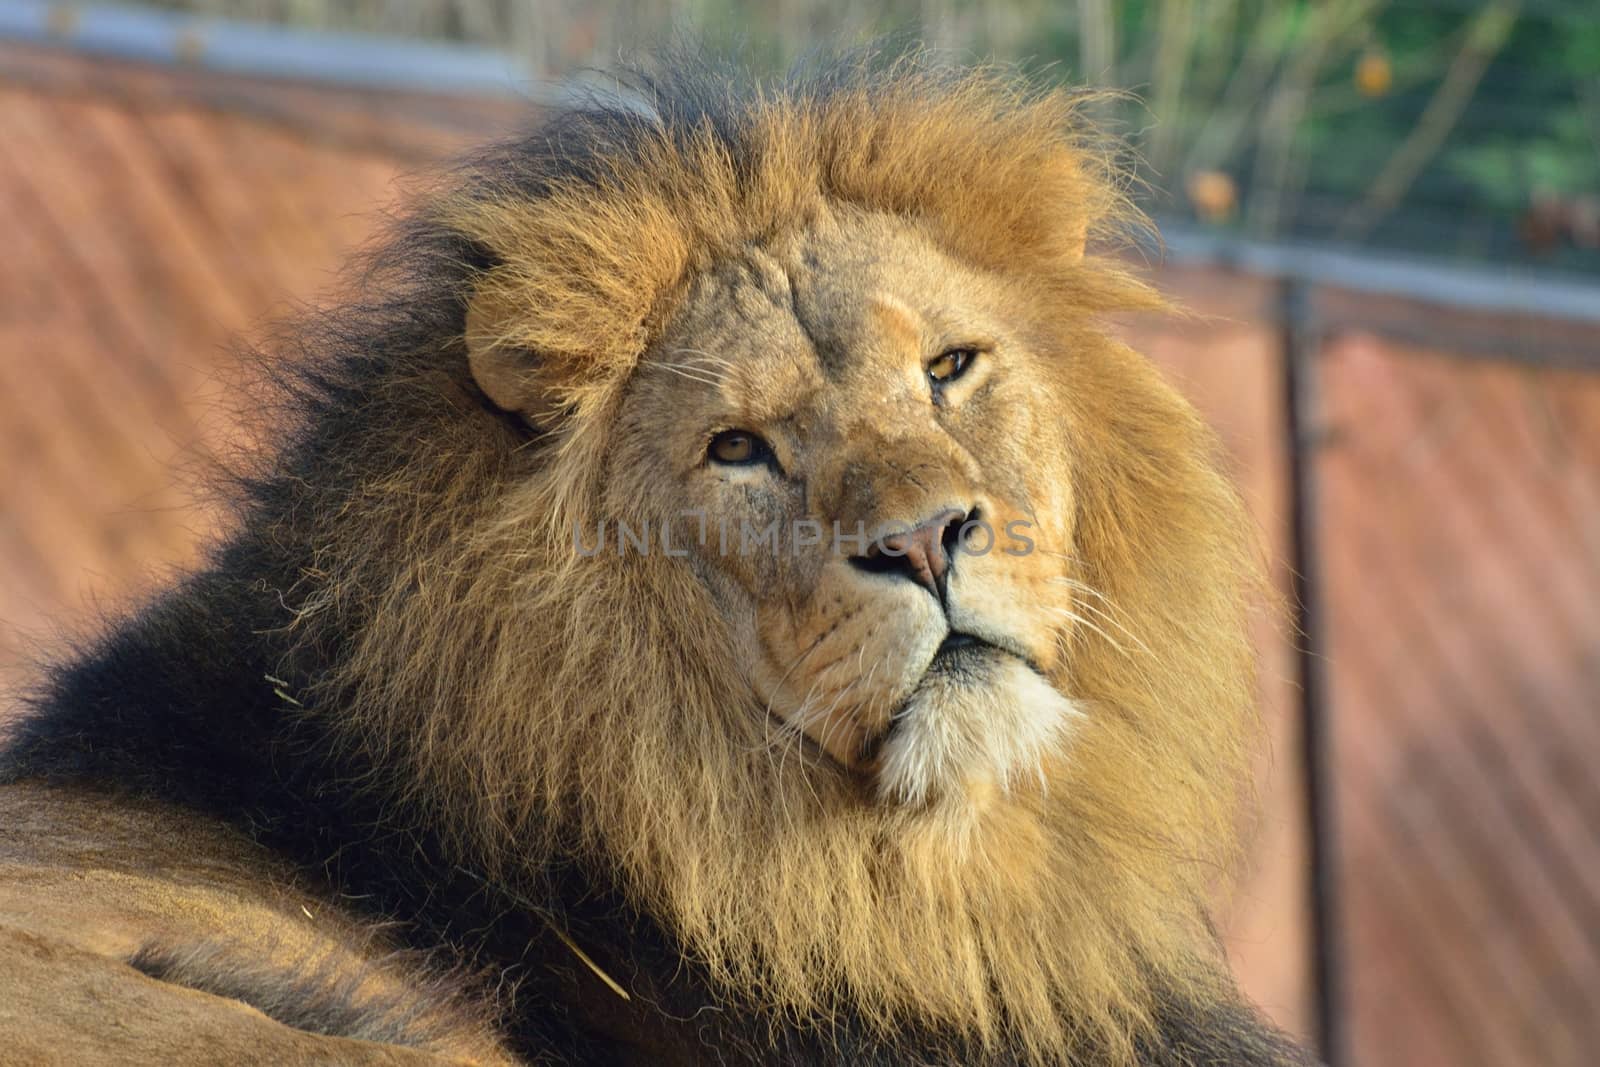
[708,430,771,466]
[927,348,976,385]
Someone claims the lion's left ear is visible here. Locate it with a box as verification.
[464,289,568,430]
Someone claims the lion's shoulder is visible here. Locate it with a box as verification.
[0,783,518,1066]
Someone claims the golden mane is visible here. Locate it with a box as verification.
[273,57,1262,1065]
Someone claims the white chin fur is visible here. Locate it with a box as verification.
[876,656,1080,808]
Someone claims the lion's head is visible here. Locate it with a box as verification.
[270,55,1262,1064]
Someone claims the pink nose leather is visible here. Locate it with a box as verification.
[869,508,966,598]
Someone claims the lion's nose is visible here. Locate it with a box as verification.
[849,507,971,601]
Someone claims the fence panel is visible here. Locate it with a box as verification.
[1314,324,1600,1067]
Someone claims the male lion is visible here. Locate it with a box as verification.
[0,55,1314,1066]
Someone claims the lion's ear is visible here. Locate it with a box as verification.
[464,290,566,430]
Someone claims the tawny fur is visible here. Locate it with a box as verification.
[0,785,516,1066]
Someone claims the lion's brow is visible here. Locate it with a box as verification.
[867,293,924,354]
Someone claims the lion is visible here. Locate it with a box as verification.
[0,53,1314,1066]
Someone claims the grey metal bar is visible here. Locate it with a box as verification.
[0,0,533,98]
[1279,278,1344,1067]
[1160,223,1600,328]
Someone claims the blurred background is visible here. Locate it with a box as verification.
[0,2,1594,1064]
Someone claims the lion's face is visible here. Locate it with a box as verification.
[607,206,1079,808]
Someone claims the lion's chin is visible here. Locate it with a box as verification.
[875,650,1080,810]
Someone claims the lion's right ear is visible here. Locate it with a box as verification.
[464,290,566,430]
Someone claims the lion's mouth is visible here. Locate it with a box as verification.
[929,629,1043,678]
[860,629,1076,807]
[858,630,1047,764]
[927,630,988,673]
[858,631,1009,763]
[774,630,1048,776]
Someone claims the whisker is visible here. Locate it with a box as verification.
[669,346,739,372]
[769,677,820,765]
[1045,605,1131,657]
[762,629,831,729]
[648,362,724,389]
[801,682,856,763]
[770,674,829,828]
[813,654,879,763]
[1049,575,1153,657]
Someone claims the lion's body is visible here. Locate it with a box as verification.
[1,54,1313,1066]
[0,785,515,1066]
[0,783,1301,1066]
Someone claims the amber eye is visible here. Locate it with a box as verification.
[927,348,977,385]
[708,429,771,466]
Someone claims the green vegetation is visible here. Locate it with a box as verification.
[132,1,1600,272]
